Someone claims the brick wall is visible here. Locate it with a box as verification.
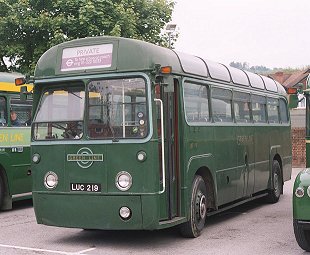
[292,127,306,167]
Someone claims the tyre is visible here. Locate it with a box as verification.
[293,219,310,251]
[266,160,282,203]
[179,175,207,238]
[0,174,4,209]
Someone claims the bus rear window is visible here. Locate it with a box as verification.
[87,78,148,140]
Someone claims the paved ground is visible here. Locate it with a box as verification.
[0,168,305,255]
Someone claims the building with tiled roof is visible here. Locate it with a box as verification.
[269,68,310,167]
[269,68,310,89]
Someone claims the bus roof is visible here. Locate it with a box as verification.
[0,72,33,93]
[34,36,286,95]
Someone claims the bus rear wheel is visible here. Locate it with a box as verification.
[266,160,282,203]
[179,175,207,238]
[293,219,310,251]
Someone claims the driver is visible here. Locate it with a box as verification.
[62,122,82,139]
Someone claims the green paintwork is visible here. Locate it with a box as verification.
[34,36,182,80]
[0,94,32,210]
[32,36,292,231]
[293,169,310,220]
[288,93,298,109]
[292,76,310,222]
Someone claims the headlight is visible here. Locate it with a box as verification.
[32,153,41,164]
[307,186,310,197]
[116,171,132,191]
[44,171,58,190]
[295,187,305,198]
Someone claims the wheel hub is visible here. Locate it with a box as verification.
[195,191,206,220]
[199,195,206,219]
[274,173,280,196]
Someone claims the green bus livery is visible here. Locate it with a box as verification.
[0,72,32,210]
[30,36,292,237]
[292,74,310,251]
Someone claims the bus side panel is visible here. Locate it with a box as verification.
[269,125,292,187]
[282,127,292,182]
[235,125,255,199]
[0,127,31,196]
[185,153,217,212]
[214,126,238,206]
[253,126,270,192]
[183,125,216,213]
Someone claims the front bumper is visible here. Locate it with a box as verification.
[295,220,310,230]
[33,192,159,230]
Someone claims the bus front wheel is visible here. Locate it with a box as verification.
[266,160,282,203]
[293,219,310,251]
[0,174,4,209]
[179,175,207,238]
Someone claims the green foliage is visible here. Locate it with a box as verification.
[229,61,271,74]
[0,0,175,74]
[272,66,310,74]
[229,61,310,74]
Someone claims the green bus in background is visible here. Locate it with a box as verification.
[291,75,310,251]
[28,36,292,237]
[0,72,32,210]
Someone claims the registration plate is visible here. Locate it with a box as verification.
[70,183,101,192]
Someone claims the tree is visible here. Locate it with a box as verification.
[229,61,271,74]
[0,0,175,74]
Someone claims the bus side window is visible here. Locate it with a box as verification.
[0,96,7,126]
[251,95,267,123]
[279,98,289,123]
[212,88,233,123]
[10,98,32,127]
[233,92,251,123]
[267,98,279,123]
[183,82,209,124]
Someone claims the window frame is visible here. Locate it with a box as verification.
[183,80,210,126]
[267,97,280,124]
[233,91,252,124]
[211,87,233,123]
[86,76,150,140]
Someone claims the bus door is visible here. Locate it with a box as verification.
[156,80,179,221]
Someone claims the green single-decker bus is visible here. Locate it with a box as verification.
[0,72,32,210]
[29,36,292,237]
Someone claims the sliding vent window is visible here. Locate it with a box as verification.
[212,88,233,122]
[183,82,209,124]
[33,86,85,140]
[88,78,147,139]
[267,98,279,123]
[234,92,251,123]
[252,95,267,123]
[279,98,289,123]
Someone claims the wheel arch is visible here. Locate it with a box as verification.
[195,166,217,211]
[0,163,12,210]
[186,154,217,213]
[273,153,284,187]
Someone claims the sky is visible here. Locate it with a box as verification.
[170,0,310,69]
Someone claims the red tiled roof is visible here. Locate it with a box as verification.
[269,69,310,88]
[283,69,310,88]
